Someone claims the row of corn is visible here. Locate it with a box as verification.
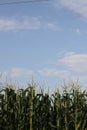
[0,83,87,130]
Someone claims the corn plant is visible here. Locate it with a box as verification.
[0,82,87,130]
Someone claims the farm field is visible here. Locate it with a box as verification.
[0,82,87,130]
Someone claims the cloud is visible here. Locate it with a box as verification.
[10,68,34,77]
[37,52,87,86]
[38,68,70,79]
[0,17,41,31]
[46,23,60,31]
[55,0,87,17]
[47,23,56,30]
[59,52,87,72]
[73,28,81,34]
[0,16,61,32]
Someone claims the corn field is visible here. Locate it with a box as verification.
[0,83,87,130]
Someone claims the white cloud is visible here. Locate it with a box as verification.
[10,68,34,77]
[41,51,87,87]
[59,52,87,72]
[55,0,87,17]
[0,17,41,31]
[0,19,17,31]
[47,23,56,29]
[74,28,81,34]
[39,52,87,86]
[0,16,61,31]
[46,23,59,31]
[38,68,70,78]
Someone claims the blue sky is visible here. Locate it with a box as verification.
[0,0,87,90]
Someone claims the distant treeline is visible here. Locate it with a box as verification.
[0,83,87,130]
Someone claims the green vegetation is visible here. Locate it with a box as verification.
[0,82,87,130]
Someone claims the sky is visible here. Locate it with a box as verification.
[0,0,87,91]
